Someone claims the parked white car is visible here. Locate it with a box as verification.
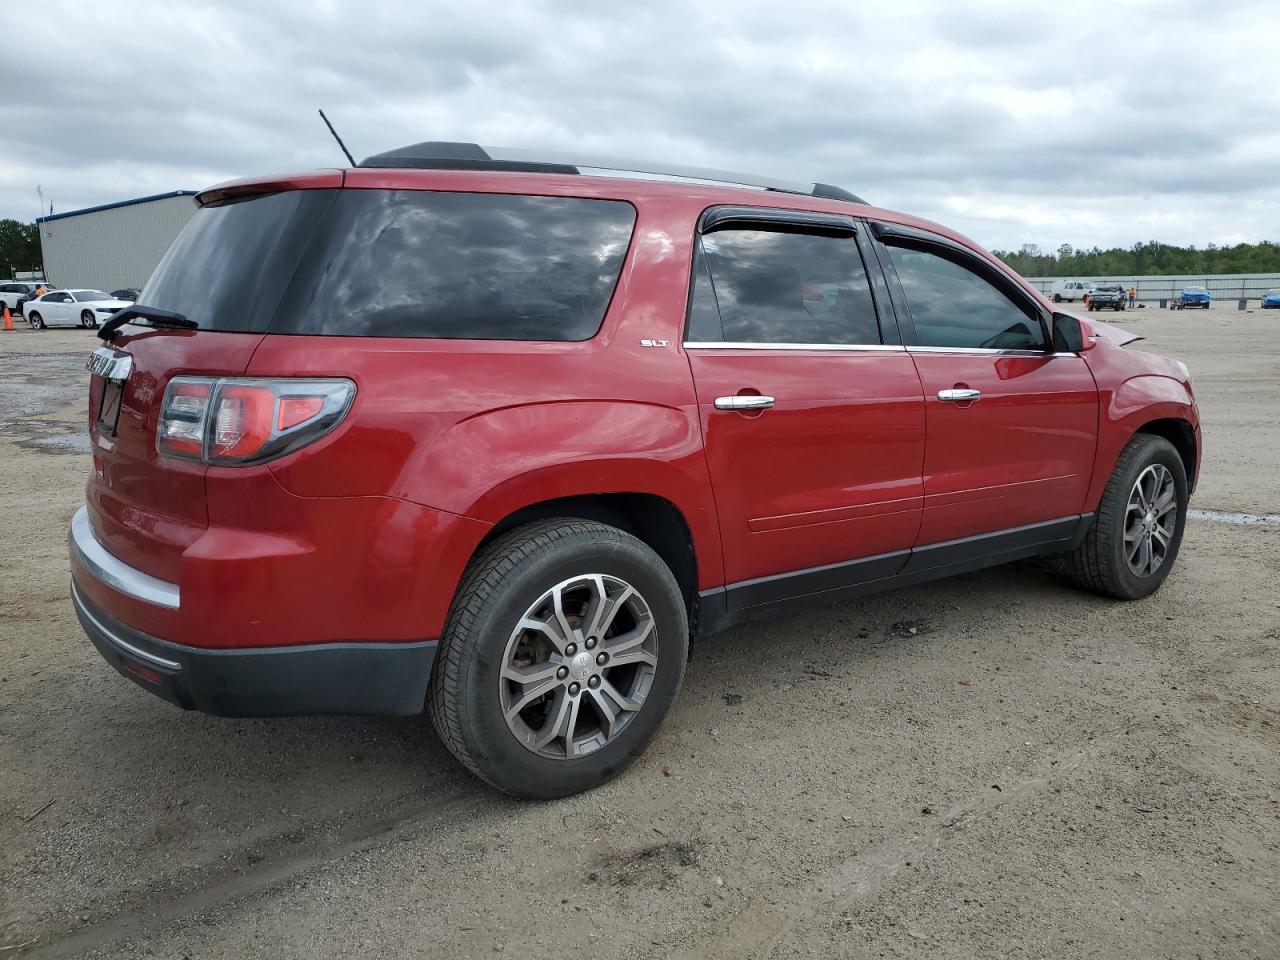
[1050,279,1097,303]
[0,281,49,316]
[25,289,132,330]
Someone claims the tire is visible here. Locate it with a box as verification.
[429,518,688,799]
[80,310,97,329]
[1060,434,1188,600]
[1053,294,1062,303]
[28,311,45,330]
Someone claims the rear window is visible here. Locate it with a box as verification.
[139,189,636,340]
[140,190,334,333]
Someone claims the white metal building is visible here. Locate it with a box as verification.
[36,191,197,292]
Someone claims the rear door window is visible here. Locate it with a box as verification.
[687,227,880,345]
[273,191,636,340]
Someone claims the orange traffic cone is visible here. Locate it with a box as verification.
[2,304,13,331]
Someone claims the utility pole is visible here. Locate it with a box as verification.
[34,185,48,281]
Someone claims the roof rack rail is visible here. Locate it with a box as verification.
[358,142,866,204]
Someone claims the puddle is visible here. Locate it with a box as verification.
[0,351,90,454]
[1188,508,1280,528]
[20,432,92,455]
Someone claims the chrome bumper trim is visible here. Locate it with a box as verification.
[68,506,180,610]
[71,581,181,671]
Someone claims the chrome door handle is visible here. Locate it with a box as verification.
[937,388,981,402]
[714,395,775,411]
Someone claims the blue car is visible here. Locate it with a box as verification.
[1263,288,1280,309]
[1179,286,1211,309]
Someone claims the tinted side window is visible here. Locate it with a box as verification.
[885,245,1044,350]
[274,192,636,340]
[692,228,879,345]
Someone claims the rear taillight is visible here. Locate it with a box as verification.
[157,377,355,465]
[158,380,212,458]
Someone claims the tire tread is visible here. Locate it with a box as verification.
[1060,433,1174,598]
[428,519,669,792]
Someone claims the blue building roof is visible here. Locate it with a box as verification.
[36,190,197,224]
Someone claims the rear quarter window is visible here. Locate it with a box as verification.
[273,191,637,340]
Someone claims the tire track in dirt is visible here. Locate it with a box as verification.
[25,786,498,960]
[667,721,1148,960]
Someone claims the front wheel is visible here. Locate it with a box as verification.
[80,310,97,329]
[1060,434,1188,599]
[429,519,688,799]
[28,311,45,329]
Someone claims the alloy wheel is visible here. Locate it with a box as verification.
[1124,463,1178,577]
[499,573,657,760]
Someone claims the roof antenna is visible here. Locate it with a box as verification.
[318,109,356,167]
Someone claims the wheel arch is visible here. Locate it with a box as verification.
[473,492,703,632]
[1134,417,1198,489]
[1086,375,1199,509]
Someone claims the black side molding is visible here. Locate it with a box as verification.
[696,514,1093,638]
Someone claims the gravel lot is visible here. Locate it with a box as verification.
[1,304,1277,959]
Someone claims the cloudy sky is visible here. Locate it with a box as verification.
[2,0,1276,252]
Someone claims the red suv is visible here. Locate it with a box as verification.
[70,142,1200,798]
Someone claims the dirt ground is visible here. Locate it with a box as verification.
[1,304,1277,959]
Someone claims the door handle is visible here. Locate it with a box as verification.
[714,395,775,411]
[937,388,981,402]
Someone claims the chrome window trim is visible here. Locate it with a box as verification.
[683,342,906,352]
[906,345,1049,357]
[68,506,181,610]
[71,581,181,671]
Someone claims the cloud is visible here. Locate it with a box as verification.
[2,0,1277,251]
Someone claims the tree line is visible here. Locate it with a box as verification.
[993,240,1280,278]
[0,219,43,276]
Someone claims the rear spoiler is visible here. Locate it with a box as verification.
[195,170,344,207]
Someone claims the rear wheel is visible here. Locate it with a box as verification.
[1060,434,1187,599]
[429,519,688,799]
[28,311,45,330]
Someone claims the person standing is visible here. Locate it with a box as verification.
[1128,286,1137,308]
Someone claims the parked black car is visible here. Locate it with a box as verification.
[1089,284,1127,311]
[110,288,141,302]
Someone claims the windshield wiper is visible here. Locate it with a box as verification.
[98,305,197,341]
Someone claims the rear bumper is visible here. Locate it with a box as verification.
[72,581,435,717]
[69,505,440,717]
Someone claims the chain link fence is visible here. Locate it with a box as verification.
[1025,274,1280,303]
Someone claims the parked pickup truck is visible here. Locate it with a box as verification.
[1088,284,1128,311]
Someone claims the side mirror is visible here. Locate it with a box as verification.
[1052,312,1088,353]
